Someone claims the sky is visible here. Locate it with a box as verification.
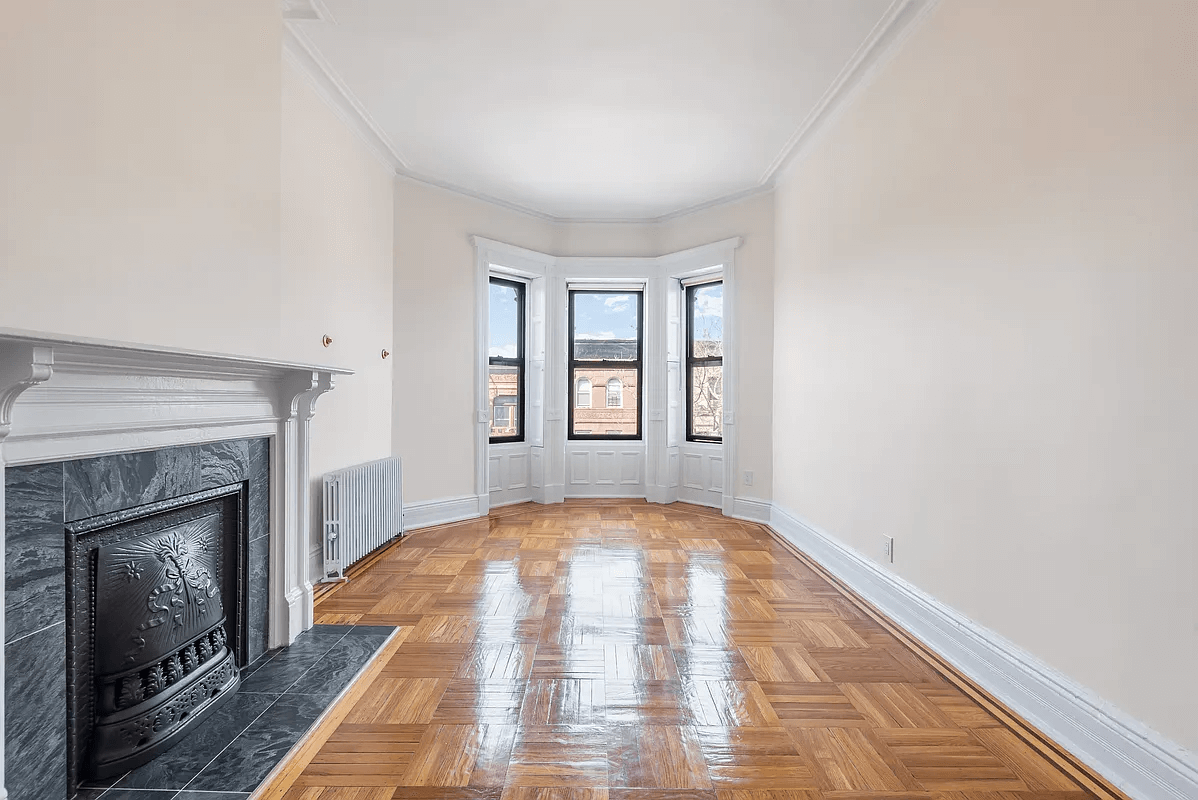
[573,292,638,341]
[489,282,519,358]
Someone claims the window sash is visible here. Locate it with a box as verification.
[686,280,723,443]
[489,276,526,443]
[568,289,643,441]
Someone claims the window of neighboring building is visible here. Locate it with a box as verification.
[686,280,723,442]
[489,277,525,443]
[576,377,592,408]
[606,377,622,408]
[569,289,642,439]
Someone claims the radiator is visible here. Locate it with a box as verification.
[321,456,403,581]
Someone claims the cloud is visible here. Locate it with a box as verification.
[489,344,517,357]
[603,295,631,313]
[577,331,615,340]
[696,292,723,317]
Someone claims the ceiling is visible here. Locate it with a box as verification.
[284,0,925,221]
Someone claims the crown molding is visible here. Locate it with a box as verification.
[766,0,941,184]
[283,1,939,223]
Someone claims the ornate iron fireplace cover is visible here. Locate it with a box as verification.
[67,485,247,783]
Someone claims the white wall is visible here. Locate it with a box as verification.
[281,59,395,571]
[1,2,398,543]
[392,180,555,505]
[1,0,284,356]
[773,0,1198,753]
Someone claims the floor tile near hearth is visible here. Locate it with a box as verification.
[78,624,395,799]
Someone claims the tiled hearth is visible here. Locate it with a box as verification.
[76,624,395,799]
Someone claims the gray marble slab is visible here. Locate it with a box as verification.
[5,623,67,800]
[246,534,270,663]
[286,633,392,697]
[4,462,65,642]
[183,694,329,793]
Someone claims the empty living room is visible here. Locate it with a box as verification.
[1,1,1195,799]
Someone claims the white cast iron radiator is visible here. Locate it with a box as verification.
[321,456,403,581]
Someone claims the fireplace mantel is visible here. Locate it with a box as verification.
[0,328,351,800]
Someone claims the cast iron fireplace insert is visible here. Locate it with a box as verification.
[64,482,251,786]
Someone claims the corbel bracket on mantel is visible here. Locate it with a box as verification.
[0,343,54,446]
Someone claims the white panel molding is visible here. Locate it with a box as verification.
[768,503,1198,800]
[402,494,486,530]
[284,3,938,222]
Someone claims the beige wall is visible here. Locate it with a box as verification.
[281,59,396,568]
[1,2,397,495]
[1,0,284,356]
[772,0,1198,752]
[392,180,554,504]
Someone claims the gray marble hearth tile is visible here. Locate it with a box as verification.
[64,446,204,521]
[309,623,353,636]
[5,624,67,800]
[240,647,283,680]
[114,691,277,790]
[175,793,250,799]
[237,630,344,693]
[347,624,396,636]
[247,439,270,542]
[184,694,327,793]
[93,790,179,799]
[4,462,65,642]
[198,440,250,489]
[286,632,391,697]
[70,787,111,800]
[246,535,270,663]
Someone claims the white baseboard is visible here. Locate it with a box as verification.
[769,504,1198,800]
[729,496,772,523]
[402,494,485,530]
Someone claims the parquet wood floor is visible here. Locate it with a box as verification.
[271,501,1125,800]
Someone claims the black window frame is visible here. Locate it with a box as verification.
[488,276,526,444]
[686,279,724,443]
[568,289,643,441]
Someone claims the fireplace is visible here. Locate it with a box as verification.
[65,482,252,781]
[0,329,344,800]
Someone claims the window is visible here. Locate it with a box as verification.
[492,396,516,432]
[569,289,642,439]
[606,378,622,408]
[489,277,525,442]
[686,280,723,442]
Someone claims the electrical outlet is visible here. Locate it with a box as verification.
[743,470,753,486]
[882,536,894,563]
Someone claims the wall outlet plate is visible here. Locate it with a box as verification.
[743,470,753,486]
[883,535,894,563]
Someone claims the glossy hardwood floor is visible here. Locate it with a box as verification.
[278,500,1118,800]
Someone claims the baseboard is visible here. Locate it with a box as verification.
[729,496,771,523]
[769,504,1198,800]
[401,494,485,530]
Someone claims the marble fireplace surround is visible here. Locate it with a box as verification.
[0,328,350,800]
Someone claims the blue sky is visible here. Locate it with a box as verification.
[573,292,638,340]
[489,282,519,357]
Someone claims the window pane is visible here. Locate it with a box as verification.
[690,283,723,359]
[690,364,723,438]
[488,364,519,437]
[489,280,519,358]
[573,366,636,436]
[573,292,638,360]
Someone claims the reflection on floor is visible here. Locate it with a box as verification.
[76,624,394,799]
[278,499,1116,800]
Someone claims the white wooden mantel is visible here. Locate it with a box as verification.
[0,327,350,800]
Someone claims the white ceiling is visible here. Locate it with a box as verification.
[286,0,916,221]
